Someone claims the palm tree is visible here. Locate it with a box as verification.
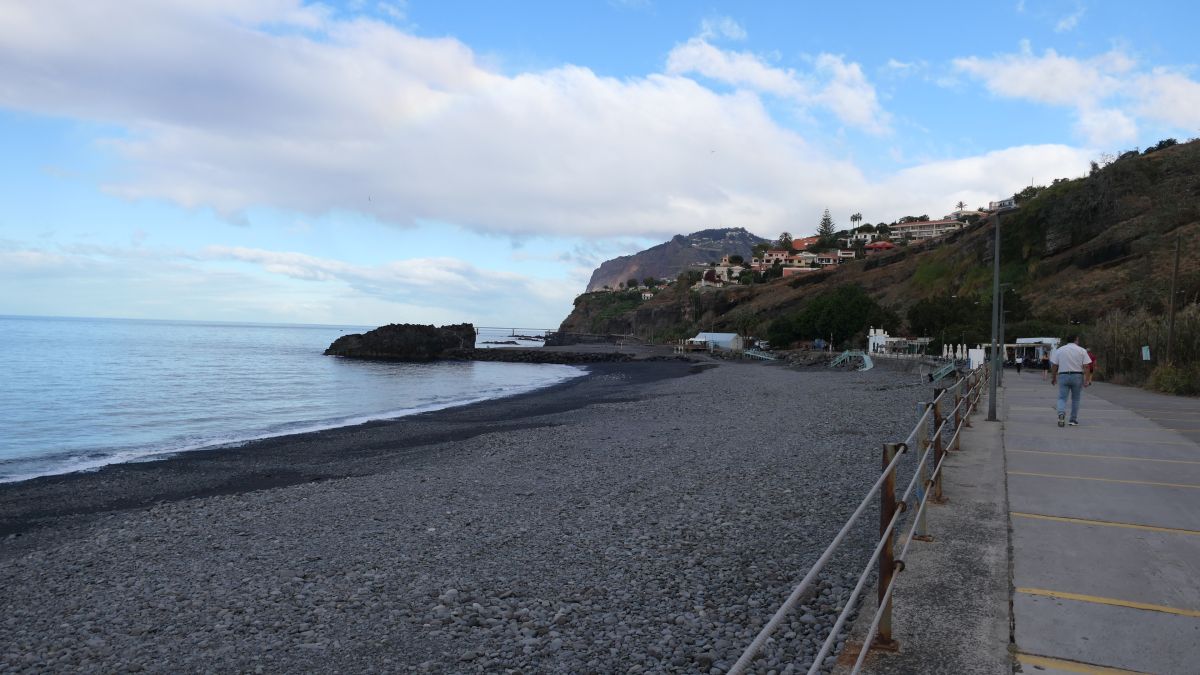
[955,200,967,211]
[850,212,862,230]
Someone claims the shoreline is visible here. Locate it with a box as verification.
[2,359,927,673]
[0,360,696,538]
[0,361,591,488]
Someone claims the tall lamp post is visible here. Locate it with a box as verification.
[998,284,1012,388]
[987,210,1008,422]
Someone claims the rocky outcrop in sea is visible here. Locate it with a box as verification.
[324,323,476,361]
[324,323,670,364]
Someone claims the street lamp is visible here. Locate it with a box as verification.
[986,208,1016,421]
[998,283,1012,387]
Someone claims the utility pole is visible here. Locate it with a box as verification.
[988,212,1002,421]
[1167,235,1181,364]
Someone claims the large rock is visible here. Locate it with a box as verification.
[324,323,476,361]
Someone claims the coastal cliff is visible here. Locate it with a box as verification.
[586,227,768,292]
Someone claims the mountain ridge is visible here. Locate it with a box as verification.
[585,227,769,291]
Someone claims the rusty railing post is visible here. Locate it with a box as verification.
[877,442,901,650]
[964,370,975,428]
[931,388,947,504]
[913,404,933,542]
[952,378,963,449]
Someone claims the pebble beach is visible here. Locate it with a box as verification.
[1,359,928,674]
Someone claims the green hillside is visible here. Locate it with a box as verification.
[558,139,1200,392]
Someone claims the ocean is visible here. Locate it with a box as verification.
[0,317,581,483]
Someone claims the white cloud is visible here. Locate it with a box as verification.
[0,238,578,326]
[1075,107,1138,146]
[812,54,891,134]
[1132,70,1200,129]
[1054,5,1085,33]
[0,0,904,241]
[879,144,1094,219]
[953,42,1199,147]
[953,42,1125,106]
[665,39,891,133]
[0,2,1129,269]
[376,1,406,22]
[665,37,805,97]
[882,58,925,77]
[698,16,747,41]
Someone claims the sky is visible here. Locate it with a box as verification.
[2,1,1198,328]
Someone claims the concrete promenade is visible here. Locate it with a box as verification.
[1005,372,1200,674]
[837,382,1012,675]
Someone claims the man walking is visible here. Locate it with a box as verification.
[1050,334,1093,427]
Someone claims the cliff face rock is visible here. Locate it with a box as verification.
[324,323,476,360]
[586,227,769,291]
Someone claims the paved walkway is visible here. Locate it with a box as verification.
[1003,371,1200,674]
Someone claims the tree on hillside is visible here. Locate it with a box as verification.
[643,276,657,288]
[1013,185,1042,204]
[1144,138,1178,154]
[856,223,875,233]
[728,255,744,265]
[627,277,640,289]
[850,212,862,229]
[817,209,836,237]
[816,209,837,247]
[776,231,793,250]
[955,200,967,211]
[767,285,898,349]
[752,243,770,259]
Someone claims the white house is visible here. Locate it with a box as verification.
[689,332,745,352]
[840,232,878,246]
[789,251,819,266]
[889,219,963,241]
[761,249,791,265]
[868,327,889,354]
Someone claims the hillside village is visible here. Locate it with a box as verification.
[562,138,1200,393]
[593,201,1008,294]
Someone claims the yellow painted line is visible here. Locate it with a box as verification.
[1017,587,1200,618]
[1011,511,1200,536]
[1004,433,1197,446]
[1016,653,1149,674]
[1009,406,1199,422]
[1131,407,1200,415]
[1008,471,1200,489]
[1009,448,1200,465]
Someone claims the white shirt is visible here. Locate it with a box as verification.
[1050,343,1091,373]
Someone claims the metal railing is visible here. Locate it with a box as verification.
[729,365,989,674]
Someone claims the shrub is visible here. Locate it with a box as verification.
[767,285,898,348]
[1147,364,1200,395]
[1087,304,1200,384]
